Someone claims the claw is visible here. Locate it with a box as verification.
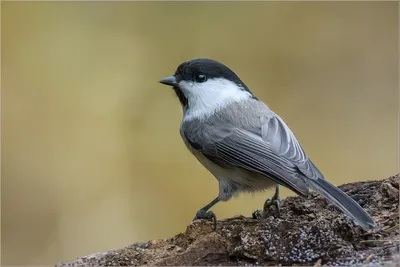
[192,197,219,230]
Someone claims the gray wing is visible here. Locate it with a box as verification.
[260,113,324,180]
[185,122,311,196]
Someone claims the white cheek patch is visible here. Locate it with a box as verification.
[179,78,252,121]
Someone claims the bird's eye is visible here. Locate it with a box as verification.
[195,74,207,83]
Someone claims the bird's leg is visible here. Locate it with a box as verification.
[193,197,220,230]
[263,185,281,217]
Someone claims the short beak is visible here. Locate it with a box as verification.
[159,76,177,86]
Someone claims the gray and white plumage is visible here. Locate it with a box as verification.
[160,58,376,229]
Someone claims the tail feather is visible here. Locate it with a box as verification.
[307,178,376,229]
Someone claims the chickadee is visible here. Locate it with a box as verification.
[159,58,376,230]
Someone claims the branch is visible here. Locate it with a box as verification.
[56,174,399,266]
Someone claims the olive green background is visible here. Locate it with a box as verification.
[1,1,398,265]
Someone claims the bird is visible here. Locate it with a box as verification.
[159,58,376,230]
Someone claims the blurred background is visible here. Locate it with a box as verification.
[1,1,398,265]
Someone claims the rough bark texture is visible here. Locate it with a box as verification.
[57,174,399,266]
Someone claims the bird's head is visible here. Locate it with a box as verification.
[159,58,255,120]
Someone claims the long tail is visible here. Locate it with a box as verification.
[307,178,376,229]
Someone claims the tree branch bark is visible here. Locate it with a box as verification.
[56,174,399,266]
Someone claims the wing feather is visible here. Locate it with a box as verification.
[187,127,310,196]
[261,114,324,180]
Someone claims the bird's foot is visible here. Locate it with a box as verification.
[193,209,217,230]
[263,196,281,217]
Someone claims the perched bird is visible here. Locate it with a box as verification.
[159,58,376,230]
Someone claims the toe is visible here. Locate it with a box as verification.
[193,210,204,221]
[273,200,281,217]
[263,198,273,211]
[206,211,217,230]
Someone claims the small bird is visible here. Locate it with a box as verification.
[159,58,376,230]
